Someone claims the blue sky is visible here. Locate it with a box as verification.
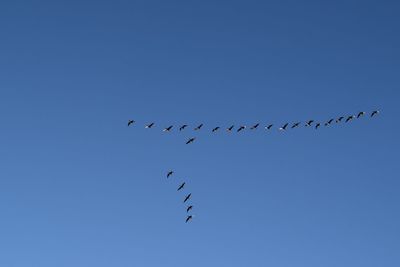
[0,0,399,266]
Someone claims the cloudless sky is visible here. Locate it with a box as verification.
[1,0,399,266]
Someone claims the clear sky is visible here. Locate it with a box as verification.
[0,0,399,266]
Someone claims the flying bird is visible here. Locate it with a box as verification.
[357,111,365,118]
[371,110,380,117]
[186,137,196,144]
[183,193,192,203]
[227,125,234,132]
[212,127,220,132]
[194,124,203,130]
[179,124,188,131]
[345,115,355,123]
[305,120,314,127]
[325,119,334,126]
[237,126,246,132]
[127,120,135,126]
[185,215,193,223]
[250,123,259,130]
[167,171,174,178]
[291,122,301,129]
[163,125,173,132]
[265,124,273,130]
[315,123,321,129]
[186,205,193,213]
[336,116,344,123]
[177,182,185,191]
[279,123,289,131]
[145,122,154,128]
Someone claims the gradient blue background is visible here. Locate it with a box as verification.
[1,0,399,266]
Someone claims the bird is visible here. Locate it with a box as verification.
[177,182,185,191]
[357,111,365,118]
[336,116,344,123]
[265,124,273,130]
[279,123,289,131]
[345,115,355,123]
[291,122,301,129]
[145,122,154,128]
[371,110,380,117]
[194,124,203,130]
[226,125,234,132]
[212,126,220,132]
[167,171,174,178]
[185,215,193,223]
[183,193,192,203]
[250,123,259,130]
[325,119,334,126]
[127,120,135,126]
[315,123,321,129]
[305,120,314,127]
[237,125,246,132]
[163,125,173,132]
[186,205,193,213]
[186,137,196,144]
[179,124,188,131]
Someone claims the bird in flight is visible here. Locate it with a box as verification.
[194,124,203,130]
[185,215,193,223]
[291,122,301,129]
[345,115,355,123]
[325,119,334,126]
[315,123,321,129]
[250,123,259,130]
[279,123,289,131]
[179,125,188,131]
[371,110,380,117]
[145,122,154,128]
[183,193,192,203]
[237,126,246,132]
[186,205,193,213]
[357,111,365,118]
[127,120,135,126]
[163,125,173,132]
[305,120,314,127]
[167,171,174,178]
[177,182,185,191]
[227,125,234,132]
[186,137,196,144]
[265,124,273,130]
[212,127,220,132]
[336,116,344,123]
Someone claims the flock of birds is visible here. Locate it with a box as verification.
[129,110,380,223]
[166,170,194,223]
[128,110,380,145]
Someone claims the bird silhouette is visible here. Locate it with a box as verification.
[127,120,135,126]
[315,123,321,129]
[325,119,334,126]
[179,125,188,131]
[250,123,259,130]
[305,120,314,127]
[279,123,289,131]
[345,115,355,123]
[237,126,246,132]
[212,127,220,132]
[265,124,273,130]
[371,110,380,117]
[186,137,196,144]
[163,125,173,132]
[177,182,185,191]
[357,111,365,118]
[167,171,174,178]
[336,116,344,123]
[185,215,193,223]
[227,125,234,132]
[194,124,203,130]
[183,193,192,203]
[186,205,193,213]
[145,122,154,128]
[291,122,301,128]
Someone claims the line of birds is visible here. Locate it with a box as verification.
[128,110,379,144]
[166,170,194,223]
